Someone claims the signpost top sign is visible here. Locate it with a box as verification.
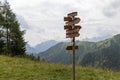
[68,12,77,17]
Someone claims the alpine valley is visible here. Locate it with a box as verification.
[38,34,120,70]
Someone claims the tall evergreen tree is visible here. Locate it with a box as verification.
[0,1,5,54]
[0,0,26,56]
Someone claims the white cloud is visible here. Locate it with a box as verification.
[103,0,120,17]
[4,0,120,46]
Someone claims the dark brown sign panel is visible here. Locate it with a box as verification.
[66,33,80,38]
[66,18,80,25]
[64,17,72,21]
[74,25,81,29]
[64,25,72,30]
[68,12,77,17]
[66,28,80,35]
[66,46,78,50]
[64,25,81,30]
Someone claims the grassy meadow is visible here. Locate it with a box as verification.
[0,55,120,80]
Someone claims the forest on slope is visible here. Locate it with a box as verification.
[39,34,120,70]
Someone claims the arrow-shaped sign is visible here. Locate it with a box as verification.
[66,45,78,50]
[68,12,77,17]
[64,25,72,30]
[64,25,81,30]
[66,33,80,38]
[66,28,80,35]
[64,17,72,21]
[75,25,81,29]
[66,18,80,25]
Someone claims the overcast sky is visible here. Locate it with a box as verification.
[1,0,120,46]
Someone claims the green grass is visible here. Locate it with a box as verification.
[0,55,120,80]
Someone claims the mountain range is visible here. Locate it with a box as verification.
[26,40,58,54]
[38,34,120,70]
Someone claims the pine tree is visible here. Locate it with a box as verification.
[0,1,5,54]
[10,21,26,56]
[0,0,26,56]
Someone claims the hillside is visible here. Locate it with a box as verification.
[38,34,120,70]
[81,34,120,70]
[38,41,96,64]
[0,55,120,80]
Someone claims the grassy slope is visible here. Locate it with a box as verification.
[0,55,120,80]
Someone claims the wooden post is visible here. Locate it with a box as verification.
[72,37,75,80]
[72,15,76,80]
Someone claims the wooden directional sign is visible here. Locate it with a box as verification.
[64,25,72,30]
[64,25,81,30]
[66,33,80,38]
[75,25,81,29]
[68,12,77,17]
[66,28,80,35]
[66,45,78,50]
[66,18,80,25]
[64,17,72,21]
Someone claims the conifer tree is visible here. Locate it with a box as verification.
[0,1,5,54]
[0,0,26,56]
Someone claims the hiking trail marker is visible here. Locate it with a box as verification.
[64,12,81,80]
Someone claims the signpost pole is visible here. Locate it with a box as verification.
[72,16,76,80]
[72,37,75,80]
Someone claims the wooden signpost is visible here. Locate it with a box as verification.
[64,12,81,80]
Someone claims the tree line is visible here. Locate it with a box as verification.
[0,1,26,56]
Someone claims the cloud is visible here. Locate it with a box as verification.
[103,0,120,17]
[5,0,120,46]
[16,15,30,29]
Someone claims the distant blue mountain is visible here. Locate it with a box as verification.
[26,40,59,54]
[34,40,59,53]
[26,44,36,54]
